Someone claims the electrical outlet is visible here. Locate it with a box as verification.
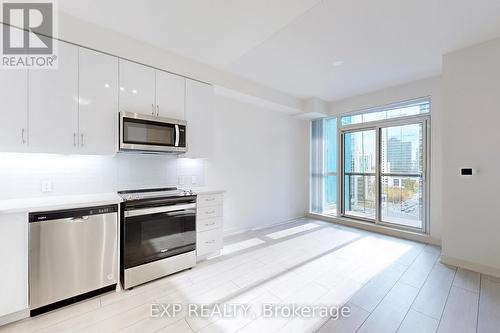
[178,176,185,185]
[41,180,52,193]
[191,176,198,185]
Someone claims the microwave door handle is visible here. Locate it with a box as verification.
[175,124,180,147]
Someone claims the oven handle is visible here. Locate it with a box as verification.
[124,203,196,218]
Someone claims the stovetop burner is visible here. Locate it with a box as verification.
[118,187,194,201]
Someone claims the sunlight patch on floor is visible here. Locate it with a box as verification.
[265,223,321,240]
[221,238,266,255]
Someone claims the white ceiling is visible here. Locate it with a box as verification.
[59,0,500,101]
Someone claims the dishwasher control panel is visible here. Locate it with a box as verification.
[29,204,118,222]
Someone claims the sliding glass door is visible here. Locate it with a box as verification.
[341,119,427,231]
[380,123,424,229]
[343,129,377,220]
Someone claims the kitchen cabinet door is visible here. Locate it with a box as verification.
[185,80,213,158]
[28,40,79,153]
[78,48,119,155]
[155,70,185,120]
[0,213,28,317]
[119,59,156,116]
[0,69,28,152]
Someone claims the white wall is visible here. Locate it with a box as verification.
[328,76,443,241]
[205,96,309,234]
[441,37,500,276]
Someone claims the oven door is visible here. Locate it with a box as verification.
[119,112,187,153]
[123,201,196,270]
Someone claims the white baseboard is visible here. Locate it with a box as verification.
[0,308,29,327]
[307,213,441,246]
[440,254,500,279]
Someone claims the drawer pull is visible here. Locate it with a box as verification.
[205,198,216,201]
[205,222,216,226]
[205,240,216,244]
[205,210,216,215]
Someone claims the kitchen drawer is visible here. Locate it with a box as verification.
[197,217,222,232]
[197,194,223,208]
[197,205,223,220]
[197,228,223,256]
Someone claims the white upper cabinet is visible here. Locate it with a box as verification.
[0,69,28,151]
[185,80,214,158]
[28,40,79,153]
[78,48,119,155]
[119,59,156,116]
[155,71,185,120]
[0,34,193,155]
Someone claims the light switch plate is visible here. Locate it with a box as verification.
[191,176,198,185]
[178,176,185,185]
[41,180,52,193]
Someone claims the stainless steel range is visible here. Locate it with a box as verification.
[118,188,196,289]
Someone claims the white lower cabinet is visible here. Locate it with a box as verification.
[0,213,28,318]
[197,193,223,208]
[197,205,223,220]
[197,217,223,233]
[197,228,223,256]
[196,192,224,257]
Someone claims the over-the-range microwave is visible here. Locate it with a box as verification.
[119,111,187,154]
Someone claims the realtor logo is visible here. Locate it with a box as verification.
[1,0,58,68]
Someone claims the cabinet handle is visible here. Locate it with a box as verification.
[73,133,77,147]
[156,104,159,116]
[205,240,216,244]
[205,198,216,202]
[21,128,26,144]
[205,222,216,226]
[80,133,84,147]
[151,104,155,116]
[206,210,216,215]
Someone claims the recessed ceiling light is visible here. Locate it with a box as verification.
[332,60,344,67]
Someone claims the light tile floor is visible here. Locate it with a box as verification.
[1,218,499,333]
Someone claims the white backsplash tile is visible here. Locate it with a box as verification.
[0,152,185,200]
[177,158,206,187]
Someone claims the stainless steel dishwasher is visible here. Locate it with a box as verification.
[29,205,118,315]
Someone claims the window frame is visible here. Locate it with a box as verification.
[339,100,431,234]
[340,97,430,128]
[310,97,432,235]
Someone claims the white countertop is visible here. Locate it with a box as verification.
[188,188,226,195]
[0,193,123,214]
[0,189,225,214]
